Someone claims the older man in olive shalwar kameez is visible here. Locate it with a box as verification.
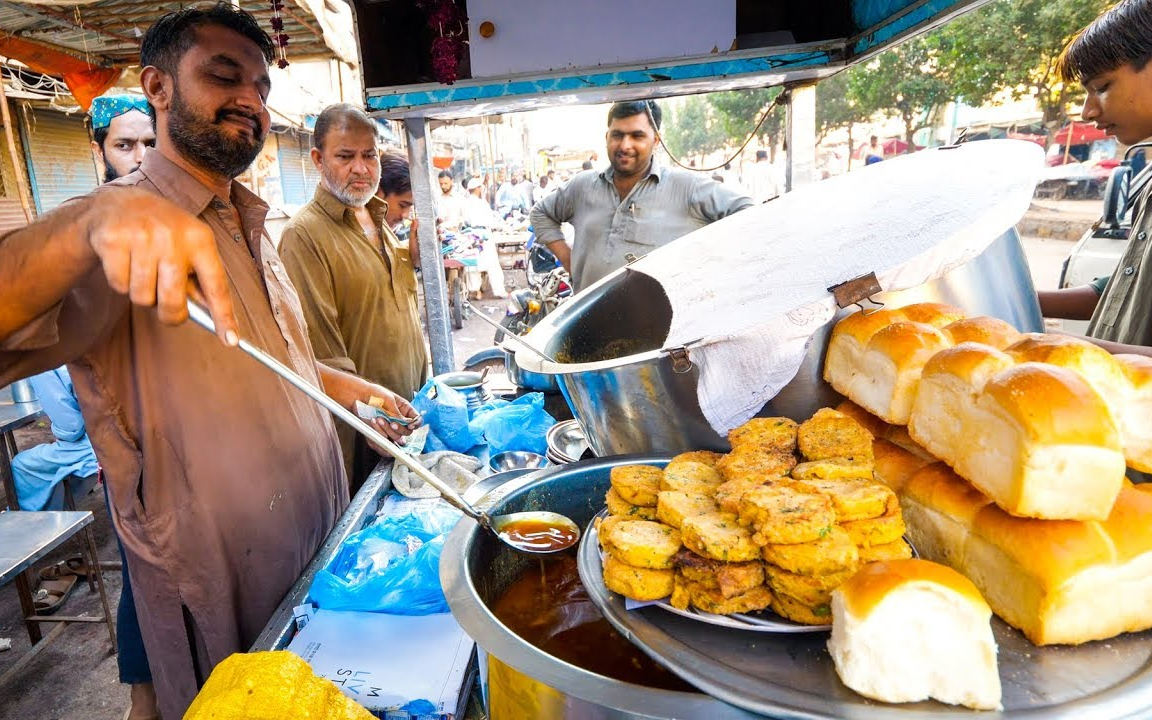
[0,6,417,719]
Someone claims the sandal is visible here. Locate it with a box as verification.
[64,555,91,578]
[33,573,77,615]
[38,560,79,582]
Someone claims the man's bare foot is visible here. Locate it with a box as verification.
[125,682,160,720]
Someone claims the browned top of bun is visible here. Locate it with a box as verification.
[920,342,1016,390]
[981,363,1120,447]
[866,321,951,361]
[896,302,966,328]
[943,317,1023,350]
[836,557,988,617]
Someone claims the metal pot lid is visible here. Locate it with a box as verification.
[577,517,1152,719]
[517,141,1046,435]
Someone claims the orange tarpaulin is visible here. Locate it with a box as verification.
[0,36,121,111]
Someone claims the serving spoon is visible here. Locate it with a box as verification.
[185,299,580,554]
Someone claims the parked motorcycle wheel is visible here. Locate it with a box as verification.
[451,275,465,330]
[493,315,518,344]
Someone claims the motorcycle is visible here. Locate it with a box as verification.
[492,243,572,344]
[462,243,572,380]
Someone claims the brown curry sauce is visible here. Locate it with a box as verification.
[490,555,694,691]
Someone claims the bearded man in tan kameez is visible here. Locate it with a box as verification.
[0,5,417,718]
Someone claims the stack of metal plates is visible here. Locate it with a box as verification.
[546,420,591,464]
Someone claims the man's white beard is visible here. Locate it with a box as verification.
[322,165,377,208]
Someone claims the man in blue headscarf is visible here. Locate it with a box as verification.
[89,93,154,182]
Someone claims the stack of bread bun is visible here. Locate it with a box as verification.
[838,400,1152,646]
[825,302,1152,520]
[598,410,911,625]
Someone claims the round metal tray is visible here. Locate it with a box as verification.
[578,516,1152,719]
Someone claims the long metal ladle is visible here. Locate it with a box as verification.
[461,300,558,363]
[185,300,579,554]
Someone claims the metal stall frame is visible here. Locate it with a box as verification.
[349,0,992,381]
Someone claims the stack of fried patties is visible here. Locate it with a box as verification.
[720,410,911,624]
[599,450,771,613]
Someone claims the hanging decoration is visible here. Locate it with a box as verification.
[269,0,290,69]
[417,0,466,85]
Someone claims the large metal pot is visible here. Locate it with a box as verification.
[502,343,560,394]
[518,229,1045,455]
[441,457,760,719]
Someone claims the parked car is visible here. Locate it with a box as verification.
[1059,142,1152,333]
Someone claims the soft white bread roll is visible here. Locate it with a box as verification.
[828,558,1001,710]
[824,304,966,425]
[878,438,1152,646]
[909,347,1125,520]
[1112,354,1152,473]
[942,316,1022,349]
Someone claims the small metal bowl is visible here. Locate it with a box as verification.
[489,450,549,474]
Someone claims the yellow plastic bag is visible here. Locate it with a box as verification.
[183,651,374,720]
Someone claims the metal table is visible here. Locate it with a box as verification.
[0,510,116,687]
[0,384,44,512]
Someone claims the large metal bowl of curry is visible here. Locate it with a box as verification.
[440,456,759,720]
[514,228,1045,456]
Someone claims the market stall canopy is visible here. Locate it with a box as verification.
[0,0,355,74]
[1052,121,1110,147]
[356,0,994,119]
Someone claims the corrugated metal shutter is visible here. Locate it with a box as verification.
[0,198,28,234]
[21,109,98,214]
[278,131,321,206]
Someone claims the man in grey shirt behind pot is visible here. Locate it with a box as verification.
[531,101,754,292]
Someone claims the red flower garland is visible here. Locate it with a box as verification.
[417,0,466,85]
[269,0,290,69]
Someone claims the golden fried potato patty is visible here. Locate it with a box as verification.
[803,478,894,522]
[727,417,799,453]
[716,448,798,483]
[674,549,765,599]
[657,491,719,530]
[737,484,836,546]
[687,583,774,615]
[791,457,873,481]
[605,487,659,521]
[840,496,906,548]
[602,555,674,601]
[610,465,663,507]
[770,591,832,626]
[601,519,682,569]
[660,460,723,494]
[715,478,764,514]
[858,538,913,563]
[797,408,874,463]
[671,450,724,467]
[764,563,855,606]
[761,526,859,576]
[680,512,761,563]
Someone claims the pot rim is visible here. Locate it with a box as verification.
[440,460,757,718]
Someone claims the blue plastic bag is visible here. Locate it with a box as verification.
[470,393,555,456]
[308,505,462,615]
[411,379,481,453]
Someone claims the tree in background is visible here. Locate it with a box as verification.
[708,87,785,161]
[937,0,1113,138]
[816,68,872,166]
[661,94,727,164]
[849,34,954,152]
